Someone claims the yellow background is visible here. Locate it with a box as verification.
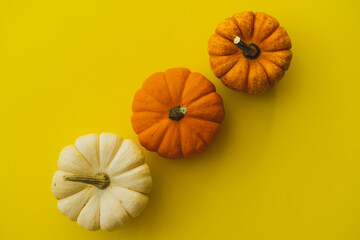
[1,0,360,239]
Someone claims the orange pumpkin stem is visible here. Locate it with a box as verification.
[169,106,187,121]
[233,35,260,59]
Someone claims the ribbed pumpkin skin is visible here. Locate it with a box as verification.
[208,11,293,94]
[131,68,225,159]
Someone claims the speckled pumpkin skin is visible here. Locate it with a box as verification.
[208,11,292,94]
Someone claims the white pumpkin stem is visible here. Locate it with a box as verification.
[65,172,110,190]
[233,35,260,59]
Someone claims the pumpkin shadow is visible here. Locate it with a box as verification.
[165,77,279,168]
[186,75,280,173]
[106,155,163,237]
[111,80,280,237]
[219,79,279,143]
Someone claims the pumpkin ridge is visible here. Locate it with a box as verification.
[185,116,221,125]
[163,77,174,105]
[132,110,168,115]
[75,134,101,172]
[177,70,192,104]
[257,59,273,87]
[140,89,171,109]
[186,103,223,122]
[102,139,123,172]
[221,56,250,91]
[184,92,224,123]
[109,186,143,213]
[110,178,151,194]
[180,72,198,104]
[259,27,292,51]
[184,91,215,107]
[260,48,290,53]
[138,119,170,151]
[193,131,207,148]
[131,112,168,136]
[97,135,100,172]
[243,59,250,92]
[178,121,188,157]
[106,141,146,177]
[177,123,184,158]
[110,164,152,193]
[52,170,88,199]
[58,145,93,175]
[232,11,255,42]
[99,186,131,230]
[156,122,181,158]
[77,191,101,229]
[115,190,132,218]
[108,161,145,179]
[260,54,286,71]
[135,118,169,135]
[180,73,217,106]
[258,25,280,44]
[186,125,208,147]
[62,185,87,199]
[251,12,256,40]
[253,13,280,44]
[209,53,242,78]
[163,70,176,106]
[217,55,241,78]
[61,187,93,220]
[109,185,148,216]
[185,113,223,124]
[209,52,237,57]
[208,34,239,56]
[215,29,236,43]
[178,120,208,157]
[245,62,254,93]
[230,16,244,40]
[196,134,207,148]
[73,145,94,174]
[214,34,239,48]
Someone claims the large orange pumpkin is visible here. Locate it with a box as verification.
[208,11,292,94]
[131,68,225,159]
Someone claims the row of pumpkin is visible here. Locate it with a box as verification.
[51,11,292,230]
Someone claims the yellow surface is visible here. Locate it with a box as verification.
[1,0,360,239]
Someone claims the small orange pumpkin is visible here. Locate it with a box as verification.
[208,11,292,94]
[131,68,225,159]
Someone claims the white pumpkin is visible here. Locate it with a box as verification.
[51,133,152,231]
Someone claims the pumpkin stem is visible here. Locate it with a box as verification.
[169,106,187,121]
[233,35,260,59]
[64,172,110,190]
